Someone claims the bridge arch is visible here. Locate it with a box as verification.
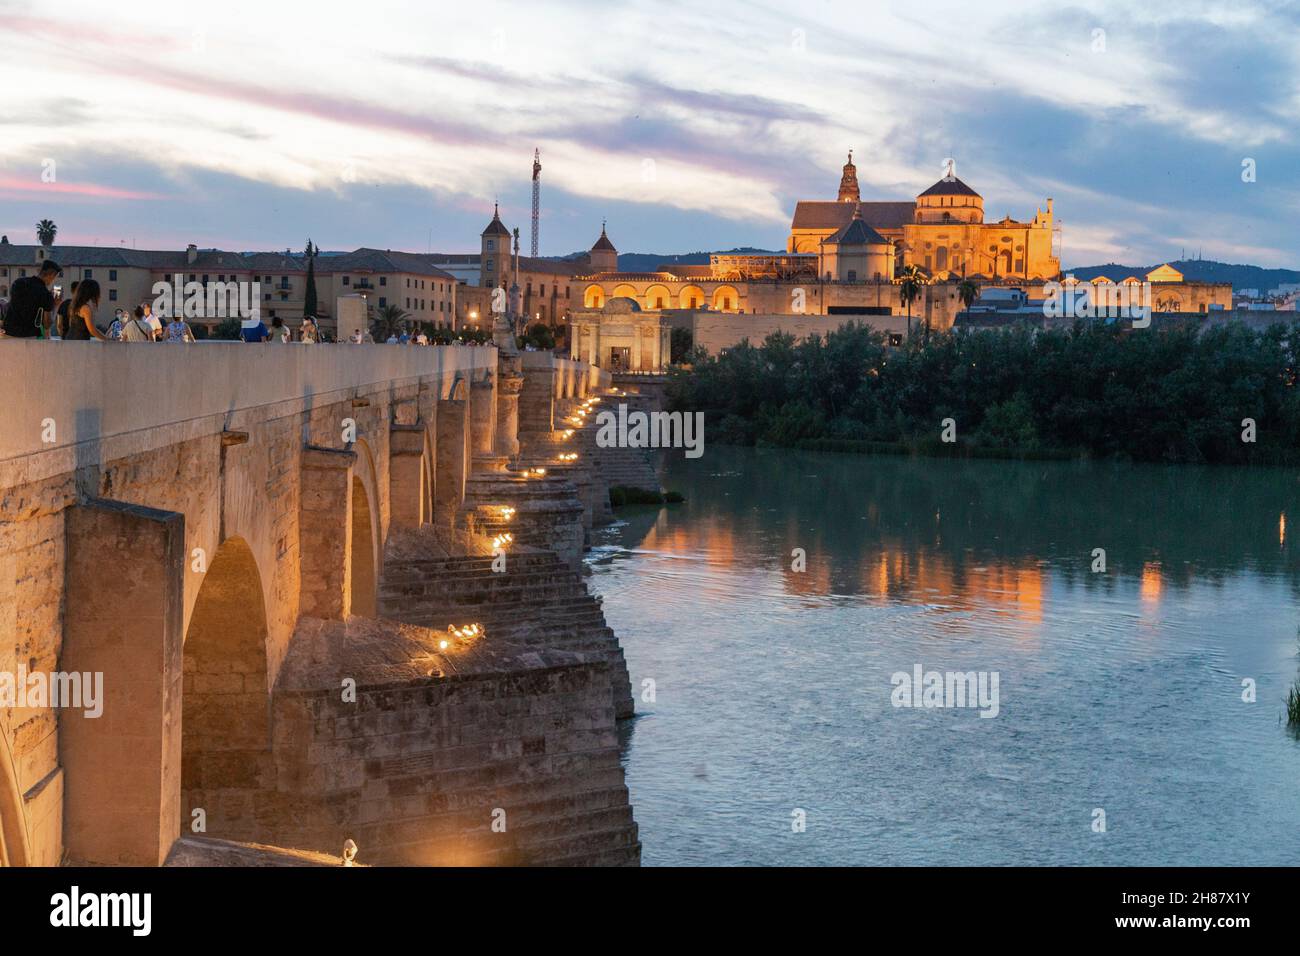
[182,535,271,836]
[350,438,381,617]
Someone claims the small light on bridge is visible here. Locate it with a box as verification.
[443,622,484,650]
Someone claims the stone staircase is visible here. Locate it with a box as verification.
[514,433,612,531]
[379,550,635,719]
[458,467,586,567]
[242,615,641,866]
[560,395,663,495]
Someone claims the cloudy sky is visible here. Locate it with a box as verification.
[0,0,1296,267]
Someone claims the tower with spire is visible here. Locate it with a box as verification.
[837,150,860,203]
[588,221,618,273]
[479,202,511,289]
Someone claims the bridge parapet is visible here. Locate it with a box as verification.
[0,341,496,482]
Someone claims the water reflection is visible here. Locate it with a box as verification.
[625,449,1300,612]
[595,447,1300,866]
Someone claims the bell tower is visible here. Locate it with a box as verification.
[837,150,860,203]
[480,202,511,289]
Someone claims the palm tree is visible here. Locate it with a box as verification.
[898,264,926,340]
[36,220,57,247]
[957,278,979,322]
[374,303,409,340]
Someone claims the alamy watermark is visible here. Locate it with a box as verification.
[890,664,1000,718]
[595,403,704,459]
[151,275,261,326]
[0,665,103,718]
[1043,278,1151,327]
[49,886,150,936]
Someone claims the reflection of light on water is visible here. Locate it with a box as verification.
[845,547,1046,630]
[1140,562,1163,604]
[617,448,1300,866]
[1281,512,1287,547]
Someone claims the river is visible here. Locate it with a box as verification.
[586,446,1300,866]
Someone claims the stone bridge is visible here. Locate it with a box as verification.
[0,340,640,867]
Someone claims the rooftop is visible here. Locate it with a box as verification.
[791,200,915,232]
[0,243,457,280]
[826,210,890,247]
[918,177,981,199]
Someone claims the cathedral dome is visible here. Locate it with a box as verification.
[917,176,980,198]
[915,165,984,224]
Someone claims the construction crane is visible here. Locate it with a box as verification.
[530,148,541,259]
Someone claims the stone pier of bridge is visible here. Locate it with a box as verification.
[0,339,635,868]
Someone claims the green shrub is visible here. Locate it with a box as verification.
[666,319,1300,464]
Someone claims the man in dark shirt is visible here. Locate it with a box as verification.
[240,318,270,343]
[2,260,62,337]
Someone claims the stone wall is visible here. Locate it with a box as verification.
[256,616,638,865]
[0,341,494,867]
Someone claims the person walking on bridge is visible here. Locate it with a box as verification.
[2,259,61,338]
[121,305,153,342]
[63,280,109,341]
[165,313,195,342]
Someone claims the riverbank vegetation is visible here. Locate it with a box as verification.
[667,320,1300,464]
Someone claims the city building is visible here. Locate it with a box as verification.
[0,238,457,337]
[787,154,1061,281]
[568,296,672,372]
[449,207,618,340]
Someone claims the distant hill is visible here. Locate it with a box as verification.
[1067,259,1300,291]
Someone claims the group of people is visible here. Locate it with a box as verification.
[0,259,197,342]
[1,260,491,347]
[240,315,322,343]
[379,328,430,345]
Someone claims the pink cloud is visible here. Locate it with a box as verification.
[0,177,166,201]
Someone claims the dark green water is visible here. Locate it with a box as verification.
[587,446,1300,866]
